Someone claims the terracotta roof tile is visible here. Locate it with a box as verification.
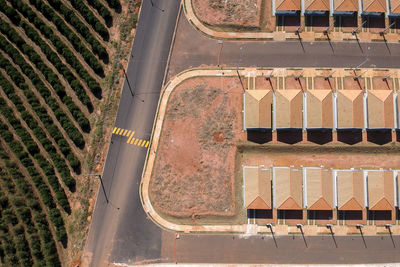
[275,167,303,210]
[367,90,394,129]
[245,90,273,129]
[367,170,394,210]
[337,90,364,128]
[334,0,359,10]
[307,90,333,128]
[391,0,400,12]
[244,167,271,209]
[305,0,330,10]
[276,0,301,10]
[363,0,387,12]
[276,90,303,128]
[306,168,334,210]
[337,170,365,210]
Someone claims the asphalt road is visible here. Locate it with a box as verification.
[84,3,400,266]
[83,0,180,266]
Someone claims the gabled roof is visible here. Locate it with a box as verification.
[391,0,400,13]
[337,170,365,210]
[367,90,394,129]
[245,90,273,129]
[306,168,334,210]
[307,90,333,129]
[274,167,303,210]
[305,0,330,10]
[334,0,359,11]
[363,0,387,12]
[276,0,301,10]
[337,90,364,129]
[367,171,394,210]
[275,90,303,128]
[244,167,271,209]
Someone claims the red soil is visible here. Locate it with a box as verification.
[150,77,245,217]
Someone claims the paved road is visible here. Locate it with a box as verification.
[168,11,400,80]
[83,0,180,266]
[84,3,400,266]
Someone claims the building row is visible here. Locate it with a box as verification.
[243,166,399,224]
[243,89,398,130]
[273,0,400,17]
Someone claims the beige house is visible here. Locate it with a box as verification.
[336,170,365,211]
[274,167,303,210]
[275,90,303,129]
[244,166,272,210]
[367,171,394,211]
[305,168,334,210]
[244,90,273,129]
[337,90,364,129]
[390,0,400,13]
[367,90,394,129]
[307,90,333,129]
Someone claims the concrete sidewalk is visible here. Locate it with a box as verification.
[140,67,400,236]
[183,0,400,43]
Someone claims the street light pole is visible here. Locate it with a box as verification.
[297,224,308,248]
[326,224,338,248]
[88,174,109,204]
[119,63,134,97]
[266,224,278,247]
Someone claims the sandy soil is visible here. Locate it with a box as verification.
[192,0,262,28]
[150,77,245,217]
[239,146,400,169]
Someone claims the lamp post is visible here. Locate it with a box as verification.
[352,20,367,38]
[385,224,395,248]
[380,21,396,37]
[326,224,338,248]
[297,224,308,248]
[119,63,134,97]
[356,224,367,248]
[266,224,278,247]
[88,174,108,204]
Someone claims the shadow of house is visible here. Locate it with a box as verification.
[244,90,273,144]
[275,0,301,29]
[306,90,333,144]
[336,170,366,224]
[274,167,305,224]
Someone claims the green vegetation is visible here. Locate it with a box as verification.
[0,0,129,264]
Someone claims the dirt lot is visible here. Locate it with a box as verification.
[150,77,245,219]
[192,0,262,28]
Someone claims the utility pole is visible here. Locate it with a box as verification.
[88,174,109,204]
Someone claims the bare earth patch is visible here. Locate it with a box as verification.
[150,77,244,217]
[192,0,262,28]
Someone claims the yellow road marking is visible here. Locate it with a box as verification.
[126,130,131,136]
[138,140,143,146]
[134,139,139,145]
[130,138,136,144]
[115,128,121,135]
[141,141,146,147]
[144,141,149,147]
[127,131,135,143]
[123,129,128,136]
[113,127,118,134]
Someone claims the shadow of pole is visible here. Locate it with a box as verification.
[357,224,367,248]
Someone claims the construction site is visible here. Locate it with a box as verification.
[146,67,400,235]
